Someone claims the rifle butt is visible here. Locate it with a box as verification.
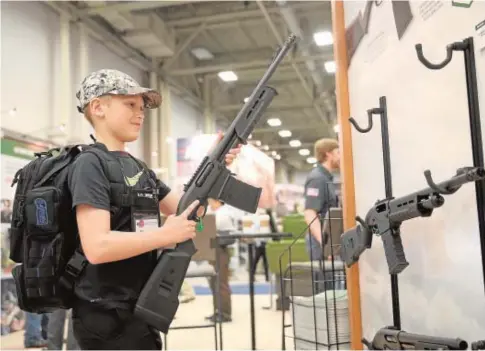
[134,248,192,333]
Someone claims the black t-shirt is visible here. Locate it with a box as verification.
[68,150,171,309]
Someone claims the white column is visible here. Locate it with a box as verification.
[149,68,159,168]
[159,80,172,185]
[59,14,71,144]
[203,77,214,134]
[78,22,92,142]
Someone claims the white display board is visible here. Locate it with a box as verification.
[343,0,485,341]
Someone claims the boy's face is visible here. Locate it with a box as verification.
[103,95,145,142]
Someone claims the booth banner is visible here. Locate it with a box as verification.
[274,184,304,216]
[176,135,275,209]
[344,1,485,341]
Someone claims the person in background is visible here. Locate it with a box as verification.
[24,312,48,348]
[45,309,79,350]
[303,138,340,261]
[205,199,235,323]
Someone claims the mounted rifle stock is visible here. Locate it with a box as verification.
[134,33,298,333]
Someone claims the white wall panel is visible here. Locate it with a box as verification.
[343,1,485,341]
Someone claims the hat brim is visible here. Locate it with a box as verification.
[110,87,162,109]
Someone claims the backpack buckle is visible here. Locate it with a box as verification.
[65,251,87,278]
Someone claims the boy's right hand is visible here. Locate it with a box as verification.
[162,200,200,243]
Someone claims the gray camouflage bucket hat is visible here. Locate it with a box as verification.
[76,69,161,113]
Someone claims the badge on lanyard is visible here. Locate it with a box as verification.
[130,189,160,232]
[133,213,160,232]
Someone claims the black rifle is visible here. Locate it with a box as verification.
[363,327,468,350]
[134,33,298,333]
[340,166,485,274]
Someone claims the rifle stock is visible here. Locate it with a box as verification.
[134,34,298,333]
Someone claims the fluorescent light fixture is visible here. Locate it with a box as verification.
[299,148,310,156]
[190,47,214,60]
[325,60,336,73]
[313,31,333,47]
[218,71,238,82]
[289,139,301,147]
[333,124,340,133]
[267,118,282,127]
[307,157,317,164]
[278,130,292,138]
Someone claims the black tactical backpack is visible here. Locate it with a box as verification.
[8,141,158,313]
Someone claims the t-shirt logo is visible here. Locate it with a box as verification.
[124,171,143,187]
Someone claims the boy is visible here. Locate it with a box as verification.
[69,69,240,350]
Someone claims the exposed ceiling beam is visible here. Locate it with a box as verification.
[162,22,206,70]
[165,2,322,27]
[270,143,313,150]
[78,1,204,17]
[252,123,327,134]
[173,14,285,33]
[45,1,204,109]
[256,0,330,129]
[216,102,320,113]
[170,54,332,76]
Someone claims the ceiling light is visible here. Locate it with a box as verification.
[244,97,249,103]
[278,130,292,138]
[313,31,333,47]
[299,149,310,156]
[218,71,238,82]
[333,124,340,133]
[252,140,262,146]
[307,157,317,164]
[289,139,301,147]
[271,151,277,156]
[275,154,281,160]
[261,145,269,151]
[325,61,336,74]
[190,47,214,60]
[267,118,282,127]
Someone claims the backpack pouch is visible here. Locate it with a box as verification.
[12,186,72,313]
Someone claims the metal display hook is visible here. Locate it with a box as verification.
[415,41,467,70]
[414,36,485,296]
[348,96,402,330]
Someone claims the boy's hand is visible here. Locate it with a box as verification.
[211,131,242,167]
[163,200,200,243]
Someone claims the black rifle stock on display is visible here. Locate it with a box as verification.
[340,166,485,274]
[134,33,298,333]
[362,327,469,350]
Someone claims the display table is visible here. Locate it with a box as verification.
[216,232,293,350]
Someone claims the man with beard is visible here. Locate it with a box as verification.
[303,138,341,262]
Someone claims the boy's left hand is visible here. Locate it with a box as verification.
[211,131,242,167]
